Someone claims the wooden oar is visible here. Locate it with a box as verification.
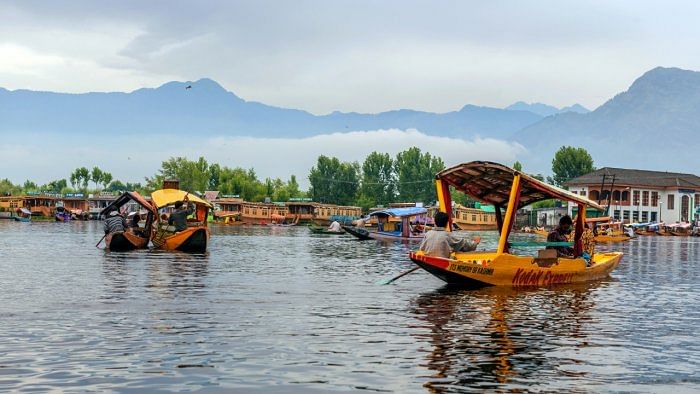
[95,234,107,248]
[378,266,420,285]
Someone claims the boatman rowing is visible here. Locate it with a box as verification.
[104,210,126,235]
[169,198,194,232]
[418,212,481,258]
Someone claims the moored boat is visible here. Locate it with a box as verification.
[54,206,71,221]
[344,207,429,242]
[410,161,623,288]
[100,191,156,251]
[13,208,31,222]
[588,217,632,242]
[308,225,345,235]
[150,189,212,253]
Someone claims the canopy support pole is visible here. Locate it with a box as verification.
[497,174,521,254]
[435,179,453,232]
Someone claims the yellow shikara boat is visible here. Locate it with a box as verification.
[587,217,632,243]
[409,161,623,287]
[151,189,213,253]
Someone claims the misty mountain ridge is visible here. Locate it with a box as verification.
[506,101,590,117]
[1,66,698,174]
[0,78,542,140]
[516,66,700,173]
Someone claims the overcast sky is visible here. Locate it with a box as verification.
[2,0,700,114]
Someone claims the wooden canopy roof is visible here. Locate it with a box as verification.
[100,191,157,216]
[437,161,604,210]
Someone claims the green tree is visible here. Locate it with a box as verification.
[146,157,211,192]
[22,180,38,192]
[394,147,445,204]
[76,167,90,190]
[44,179,68,193]
[513,161,523,172]
[91,167,104,189]
[308,155,359,205]
[358,151,395,209]
[101,172,113,189]
[286,175,301,198]
[0,179,21,196]
[551,146,595,187]
[107,180,126,192]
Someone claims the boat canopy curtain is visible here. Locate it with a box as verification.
[574,203,584,256]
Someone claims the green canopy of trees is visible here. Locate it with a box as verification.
[550,146,595,187]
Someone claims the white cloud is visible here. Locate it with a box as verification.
[0,129,525,189]
[2,1,700,112]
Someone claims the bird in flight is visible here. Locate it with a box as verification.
[185,85,192,90]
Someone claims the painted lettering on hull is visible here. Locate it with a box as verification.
[447,262,494,276]
[512,268,574,286]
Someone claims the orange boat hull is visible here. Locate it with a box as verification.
[153,227,209,252]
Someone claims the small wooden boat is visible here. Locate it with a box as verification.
[342,225,373,240]
[150,189,212,253]
[308,225,345,235]
[532,228,549,237]
[410,161,623,288]
[344,207,429,242]
[100,191,156,251]
[587,217,632,242]
[13,208,31,222]
[55,206,71,222]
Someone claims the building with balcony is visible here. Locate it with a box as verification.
[565,167,700,224]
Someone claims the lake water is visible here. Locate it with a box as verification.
[0,220,698,392]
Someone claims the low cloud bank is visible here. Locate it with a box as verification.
[1,129,525,188]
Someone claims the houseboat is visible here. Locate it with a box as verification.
[410,161,623,287]
[344,207,429,242]
[313,203,362,225]
[151,189,213,252]
[452,204,497,230]
[241,202,288,225]
[100,191,156,251]
[89,193,118,219]
[212,196,245,225]
[285,200,317,224]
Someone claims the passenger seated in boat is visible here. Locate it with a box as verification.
[128,213,142,235]
[418,212,481,258]
[104,210,126,235]
[168,201,193,232]
[547,215,574,257]
[328,220,342,232]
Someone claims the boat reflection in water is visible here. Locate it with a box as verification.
[410,281,608,391]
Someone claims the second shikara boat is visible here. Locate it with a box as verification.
[344,207,429,242]
[151,189,213,253]
[100,191,157,251]
[410,161,623,287]
[587,217,632,243]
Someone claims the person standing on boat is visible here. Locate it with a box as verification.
[104,210,126,235]
[328,220,342,233]
[547,215,575,257]
[418,212,481,258]
[169,200,194,232]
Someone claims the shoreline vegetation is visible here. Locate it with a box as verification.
[0,146,591,211]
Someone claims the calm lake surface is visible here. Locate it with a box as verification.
[0,220,698,393]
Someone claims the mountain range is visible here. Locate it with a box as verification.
[515,67,699,172]
[1,66,697,173]
[0,78,544,140]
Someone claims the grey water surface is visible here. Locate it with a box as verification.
[0,221,698,393]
